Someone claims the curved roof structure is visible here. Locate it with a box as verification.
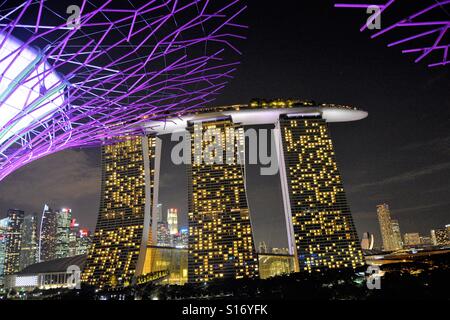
[17,254,86,276]
[144,99,368,134]
[0,0,246,181]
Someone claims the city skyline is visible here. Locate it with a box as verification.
[0,1,449,251]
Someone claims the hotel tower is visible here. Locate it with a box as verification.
[82,136,161,288]
[84,99,366,287]
[186,118,259,282]
[275,113,364,271]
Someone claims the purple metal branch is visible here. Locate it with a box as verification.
[335,1,450,67]
[0,0,247,180]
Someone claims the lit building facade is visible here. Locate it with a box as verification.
[68,219,80,257]
[391,220,403,249]
[55,208,72,259]
[68,220,92,257]
[275,115,364,271]
[187,118,259,282]
[76,229,92,255]
[39,205,57,262]
[80,99,367,285]
[155,204,163,223]
[377,204,402,251]
[19,213,39,270]
[404,233,421,247]
[0,218,8,285]
[174,228,189,249]
[142,246,188,285]
[432,228,449,246]
[4,209,24,275]
[82,136,161,288]
[167,208,178,235]
[258,253,295,279]
[156,222,171,247]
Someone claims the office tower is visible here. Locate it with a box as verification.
[0,218,8,285]
[76,228,92,255]
[275,115,364,271]
[156,204,163,223]
[157,222,171,247]
[187,118,259,282]
[173,228,189,249]
[360,232,375,250]
[178,228,189,249]
[259,241,268,253]
[19,213,39,270]
[404,233,421,246]
[68,219,79,257]
[420,236,432,246]
[376,204,402,251]
[167,208,178,236]
[82,135,161,288]
[155,204,171,247]
[391,220,403,249]
[4,209,24,274]
[39,205,57,262]
[433,228,449,246]
[55,208,72,259]
[431,229,437,245]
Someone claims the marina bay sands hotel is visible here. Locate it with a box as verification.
[82,98,366,288]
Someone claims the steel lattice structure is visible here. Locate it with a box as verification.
[335,1,450,67]
[0,0,246,181]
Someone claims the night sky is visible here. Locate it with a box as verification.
[0,1,449,250]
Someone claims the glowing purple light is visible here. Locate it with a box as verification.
[335,1,450,67]
[0,0,246,181]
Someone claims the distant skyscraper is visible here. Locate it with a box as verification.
[275,115,364,271]
[82,136,161,288]
[391,219,403,249]
[156,204,163,223]
[55,208,72,259]
[167,208,178,235]
[76,228,92,255]
[0,218,9,285]
[173,228,189,249]
[432,228,449,246]
[404,233,421,246]
[187,118,259,282]
[377,204,402,251]
[420,236,432,246]
[431,229,437,245]
[156,222,171,247]
[360,232,375,250]
[39,205,57,262]
[68,218,79,257]
[4,209,24,274]
[19,213,38,270]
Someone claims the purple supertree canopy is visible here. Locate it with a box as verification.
[335,1,450,67]
[0,0,246,181]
